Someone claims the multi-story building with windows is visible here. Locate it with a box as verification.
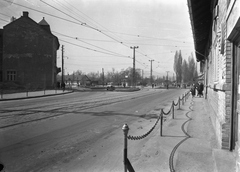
[188,0,240,170]
[0,11,60,89]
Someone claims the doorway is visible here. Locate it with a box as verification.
[231,43,240,151]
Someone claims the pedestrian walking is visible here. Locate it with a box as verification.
[61,82,65,92]
[190,84,196,98]
[198,82,204,97]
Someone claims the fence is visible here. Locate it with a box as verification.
[0,88,72,100]
[122,91,190,172]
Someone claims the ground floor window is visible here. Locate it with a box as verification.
[6,71,16,81]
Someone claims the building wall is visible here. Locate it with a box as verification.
[226,0,240,170]
[3,15,58,89]
[0,29,3,82]
[206,0,232,149]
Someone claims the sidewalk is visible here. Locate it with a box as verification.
[127,95,236,172]
[161,96,235,172]
[0,89,73,101]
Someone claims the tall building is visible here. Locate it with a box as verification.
[1,11,60,89]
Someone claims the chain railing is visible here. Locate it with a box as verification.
[122,91,190,172]
[127,115,161,141]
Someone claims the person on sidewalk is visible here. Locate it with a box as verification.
[190,84,196,98]
[197,82,204,97]
[61,82,65,92]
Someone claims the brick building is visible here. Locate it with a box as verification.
[188,0,240,170]
[0,29,3,82]
[0,11,60,89]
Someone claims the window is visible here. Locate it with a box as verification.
[7,71,16,81]
[213,44,220,82]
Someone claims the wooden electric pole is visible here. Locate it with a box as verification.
[149,60,154,85]
[130,46,138,86]
[61,45,64,85]
[102,68,104,86]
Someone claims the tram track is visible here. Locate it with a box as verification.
[0,89,162,129]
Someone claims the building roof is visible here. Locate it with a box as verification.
[38,17,49,26]
[3,11,60,50]
[38,17,52,33]
[187,0,213,62]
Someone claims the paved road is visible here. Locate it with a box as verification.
[0,88,188,172]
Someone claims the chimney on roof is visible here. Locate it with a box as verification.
[23,11,29,17]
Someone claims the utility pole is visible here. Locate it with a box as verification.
[130,46,138,86]
[149,60,154,85]
[61,45,64,85]
[166,71,169,89]
[102,68,104,86]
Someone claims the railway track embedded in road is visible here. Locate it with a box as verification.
[0,89,166,129]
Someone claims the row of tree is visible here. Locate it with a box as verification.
[58,67,171,86]
[58,50,198,86]
[173,50,198,84]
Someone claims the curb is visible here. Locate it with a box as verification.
[0,90,74,101]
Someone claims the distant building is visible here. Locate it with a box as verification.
[0,11,60,89]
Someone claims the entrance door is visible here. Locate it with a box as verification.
[231,44,240,150]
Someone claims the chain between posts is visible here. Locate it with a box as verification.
[127,91,190,141]
[127,114,161,140]
[122,91,190,172]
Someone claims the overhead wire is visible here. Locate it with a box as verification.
[40,0,131,49]
[0,18,9,22]
[2,0,193,71]
[59,39,132,59]
[55,0,129,46]
[101,30,193,44]
[53,0,102,31]
[39,0,164,63]
[45,1,151,68]
[1,0,138,63]
[2,0,84,25]
[53,31,130,58]
[0,12,11,18]
[2,0,187,64]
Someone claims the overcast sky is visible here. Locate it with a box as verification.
[0,0,195,78]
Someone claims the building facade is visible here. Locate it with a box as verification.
[188,0,240,170]
[1,11,60,89]
[0,29,3,82]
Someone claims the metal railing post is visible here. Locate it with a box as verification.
[172,101,174,119]
[178,97,180,109]
[122,124,129,172]
[160,109,163,136]
[182,94,184,105]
